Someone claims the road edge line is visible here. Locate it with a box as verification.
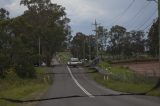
[67,66,95,98]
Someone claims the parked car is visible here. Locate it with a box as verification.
[67,58,82,67]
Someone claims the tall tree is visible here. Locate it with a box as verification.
[130,30,145,57]
[0,8,10,77]
[71,33,96,59]
[148,19,159,57]
[20,0,70,66]
[0,8,9,20]
[0,0,70,78]
[108,25,126,59]
[71,32,86,59]
[97,26,108,58]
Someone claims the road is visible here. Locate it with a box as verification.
[38,65,160,106]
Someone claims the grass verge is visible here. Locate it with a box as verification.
[89,61,160,97]
[0,67,53,106]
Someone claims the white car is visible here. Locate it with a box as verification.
[67,58,82,67]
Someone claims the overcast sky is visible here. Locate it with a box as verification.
[0,0,158,35]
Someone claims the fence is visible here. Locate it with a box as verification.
[92,65,159,84]
[108,70,159,84]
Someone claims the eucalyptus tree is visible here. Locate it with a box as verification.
[96,26,108,58]
[108,25,126,59]
[71,32,97,60]
[0,8,11,77]
[0,0,70,78]
[148,19,159,57]
[20,0,70,66]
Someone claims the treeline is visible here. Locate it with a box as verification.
[70,32,96,59]
[71,19,158,60]
[0,0,70,78]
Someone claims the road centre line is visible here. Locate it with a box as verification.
[67,66,94,98]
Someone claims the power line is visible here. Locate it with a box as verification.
[125,2,150,28]
[143,20,155,31]
[108,0,135,27]
[135,9,157,30]
[143,21,153,31]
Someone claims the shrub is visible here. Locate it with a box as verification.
[15,63,36,78]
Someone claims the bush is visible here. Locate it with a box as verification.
[0,53,10,78]
[15,63,36,78]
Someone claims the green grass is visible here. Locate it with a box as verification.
[0,67,52,106]
[89,61,160,97]
[98,61,157,83]
[90,72,160,96]
[99,61,132,74]
[57,52,72,64]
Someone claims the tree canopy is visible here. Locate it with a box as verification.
[0,0,70,78]
[147,18,159,57]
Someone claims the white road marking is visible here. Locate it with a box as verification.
[67,66,95,98]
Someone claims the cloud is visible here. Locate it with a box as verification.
[53,0,109,24]
[0,0,158,34]
[4,0,27,17]
[52,0,157,34]
[0,0,27,17]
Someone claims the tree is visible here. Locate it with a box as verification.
[0,8,9,20]
[97,26,108,58]
[0,31,11,77]
[130,30,145,57]
[20,0,70,66]
[71,33,96,59]
[64,26,72,50]
[108,25,126,59]
[148,18,159,57]
[0,0,70,78]
[0,8,10,77]
[71,32,86,59]
[11,37,36,78]
[107,25,145,59]
[119,32,133,58]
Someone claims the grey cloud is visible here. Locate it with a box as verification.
[0,0,158,34]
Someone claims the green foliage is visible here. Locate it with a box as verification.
[108,25,146,59]
[148,18,159,57]
[90,69,160,96]
[19,0,70,66]
[0,53,10,77]
[0,67,52,106]
[0,14,11,77]
[98,61,157,84]
[71,33,96,59]
[57,52,72,64]
[96,26,108,58]
[98,61,111,69]
[0,0,70,77]
[15,64,36,78]
[0,8,9,20]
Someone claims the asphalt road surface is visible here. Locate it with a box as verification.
[38,65,160,106]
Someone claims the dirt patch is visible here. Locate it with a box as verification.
[122,62,160,77]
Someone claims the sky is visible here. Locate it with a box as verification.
[0,0,158,35]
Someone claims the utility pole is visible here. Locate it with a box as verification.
[89,36,91,62]
[92,20,100,57]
